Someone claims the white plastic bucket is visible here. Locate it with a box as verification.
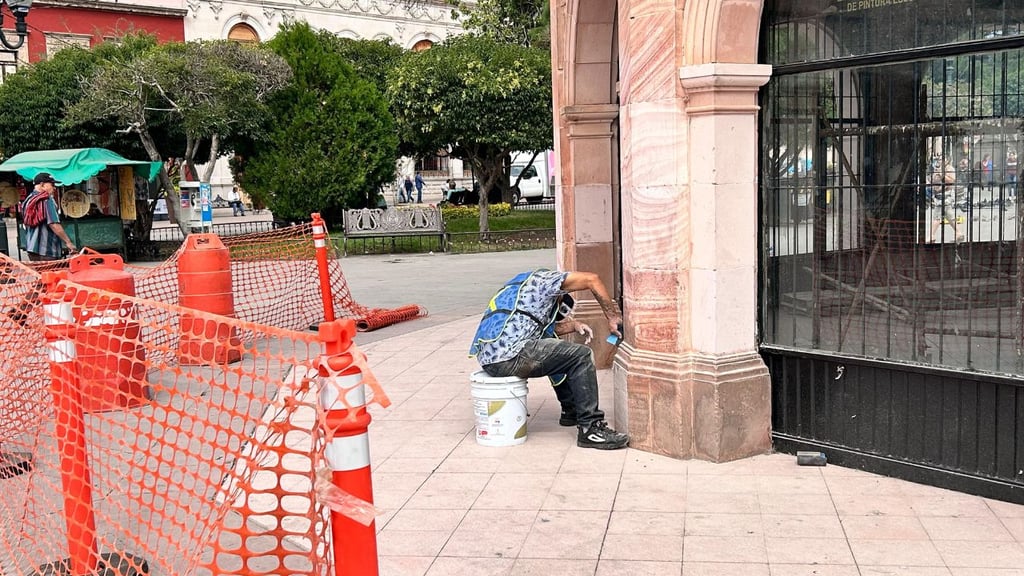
[470,370,528,446]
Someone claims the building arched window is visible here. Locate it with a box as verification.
[411,39,433,52]
[228,23,260,44]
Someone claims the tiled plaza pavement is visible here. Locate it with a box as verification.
[356,316,1024,576]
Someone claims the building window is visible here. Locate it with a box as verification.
[45,33,91,58]
[411,39,433,52]
[760,1,1024,375]
[228,23,259,44]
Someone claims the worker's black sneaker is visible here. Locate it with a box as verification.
[577,421,629,450]
[559,410,577,426]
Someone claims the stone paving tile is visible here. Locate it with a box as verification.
[839,515,930,540]
[682,535,768,563]
[932,540,1024,568]
[615,473,688,512]
[856,568,951,576]
[541,473,620,511]
[772,565,861,576]
[683,562,770,575]
[518,510,610,559]
[684,513,763,537]
[759,492,838,516]
[848,539,946,566]
[764,536,855,565]
[600,533,683,562]
[510,558,597,575]
[423,556,515,576]
[608,510,686,536]
[761,514,845,539]
[377,529,454,557]
[685,491,758,514]
[919,515,1016,541]
[596,559,683,575]
[379,555,433,576]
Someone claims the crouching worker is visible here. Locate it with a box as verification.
[469,269,628,450]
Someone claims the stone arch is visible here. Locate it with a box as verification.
[561,0,617,107]
[221,15,266,42]
[406,32,441,51]
[682,0,764,65]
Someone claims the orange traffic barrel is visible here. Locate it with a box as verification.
[177,234,241,365]
[67,251,149,411]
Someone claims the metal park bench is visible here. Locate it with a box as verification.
[341,205,446,255]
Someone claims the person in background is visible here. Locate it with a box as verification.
[227,186,245,217]
[21,173,75,261]
[414,172,425,203]
[403,176,414,203]
[1006,150,1018,200]
[469,269,629,450]
[981,154,994,190]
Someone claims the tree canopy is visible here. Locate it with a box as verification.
[449,0,550,49]
[0,34,168,160]
[233,22,399,223]
[66,37,291,233]
[387,33,552,231]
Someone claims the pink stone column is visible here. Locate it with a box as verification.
[614,62,774,462]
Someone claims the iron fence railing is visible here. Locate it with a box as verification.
[148,220,277,242]
[511,199,555,211]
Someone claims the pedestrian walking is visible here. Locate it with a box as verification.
[414,172,424,203]
[403,176,414,203]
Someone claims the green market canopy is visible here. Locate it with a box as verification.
[0,148,161,185]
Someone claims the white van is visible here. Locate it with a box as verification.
[510,151,554,204]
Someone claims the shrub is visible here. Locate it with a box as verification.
[441,203,511,220]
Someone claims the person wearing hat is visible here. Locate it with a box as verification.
[21,172,75,261]
[468,269,629,449]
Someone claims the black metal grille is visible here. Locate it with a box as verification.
[762,16,1024,376]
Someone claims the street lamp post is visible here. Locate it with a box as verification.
[0,0,32,52]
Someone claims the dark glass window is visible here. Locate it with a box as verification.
[765,0,1023,67]
[761,2,1024,375]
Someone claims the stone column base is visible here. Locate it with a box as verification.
[613,346,771,462]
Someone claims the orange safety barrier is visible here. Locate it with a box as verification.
[0,252,392,574]
[178,234,242,365]
[15,220,427,335]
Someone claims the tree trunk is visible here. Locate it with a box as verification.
[136,126,188,236]
[201,134,221,183]
[471,154,506,236]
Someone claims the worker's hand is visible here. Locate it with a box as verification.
[64,241,75,254]
[575,322,593,345]
[608,316,623,338]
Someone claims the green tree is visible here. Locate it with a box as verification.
[449,0,550,49]
[0,35,163,159]
[387,34,552,232]
[234,22,399,223]
[67,38,291,234]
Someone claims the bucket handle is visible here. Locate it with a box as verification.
[69,248,124,273]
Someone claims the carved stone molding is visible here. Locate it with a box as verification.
[679,63,772,116]
[562,104,619,139]
[207,0,224,19]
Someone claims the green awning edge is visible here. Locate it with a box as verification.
[0,148,162,185]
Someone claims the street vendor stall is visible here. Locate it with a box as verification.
[0,148,161,258]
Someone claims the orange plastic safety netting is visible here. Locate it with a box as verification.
[0,261,390,575]
[21,221,426,333]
